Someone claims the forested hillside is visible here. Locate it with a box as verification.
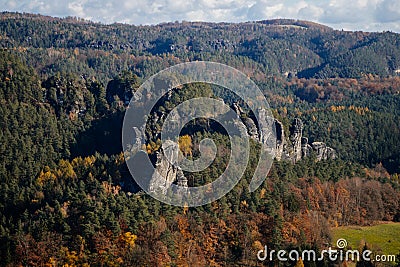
[0,12,399,266]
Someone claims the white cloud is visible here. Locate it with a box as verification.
[68,1,86,18]
[0,0,399,32]
[298,4,325,20]
[375,0,400,23]
[247,0,284,20]
[318,0,368,23]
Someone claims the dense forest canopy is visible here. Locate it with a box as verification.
[0,12,399,266]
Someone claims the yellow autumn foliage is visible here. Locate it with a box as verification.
[37,166,56,185]
[146,139,161,154]
[178,135,192,157]
[56,159,77,179]
[119,231,137,248]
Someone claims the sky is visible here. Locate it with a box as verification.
[1,0,400,32]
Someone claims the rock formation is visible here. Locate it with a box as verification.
[132,126,145,149]
[231,102,336,162]
[289,118,303,163]
[176,168,188,187]
[230,102,336,163]
[274,119,285,161]
[232,102,336,162]
[148,140,188,194]
[311,142,337,161]
[144,102,336,195]
[233,102,259,140]
[273,118,336,162]
[243,117,259,140]
[301,137,312,158]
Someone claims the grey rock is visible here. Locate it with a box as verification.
[132,126,145,149]
[290,118,303,163]
[232,102,244,115]
[274,119,285,161]
[149,141,178,193]
[243,117,259,140]
[301,137,312,158]
[266,117,336,162]
[176,167,188,187]
[148,140,188,195]
[326,147,337,160]
[311,142,336,161]
[148,109,339,195]
[258,108,275,147]
[232,102,259,140]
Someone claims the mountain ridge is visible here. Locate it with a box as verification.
[1,12,399,80]
[1,11,334,29]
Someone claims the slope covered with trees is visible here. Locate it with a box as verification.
[0,12,399,266]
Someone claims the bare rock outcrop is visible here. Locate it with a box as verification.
[301,137,312,158]
[148,140,188,194]
[233,102,260,140]
[311,142,337,161]
[289,118,303,163]
[146,103,337,195]
[274,119,286,161]
[240,110,336,162]
[243,117,259,140]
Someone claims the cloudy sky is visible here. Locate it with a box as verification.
[1,0,400,32]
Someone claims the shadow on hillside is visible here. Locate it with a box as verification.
[71,111,125,158]
[71,111,144,192]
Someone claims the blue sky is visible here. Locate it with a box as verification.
[1,0,400,32]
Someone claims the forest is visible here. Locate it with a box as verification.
[0,12,400,266]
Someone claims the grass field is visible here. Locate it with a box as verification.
[331,222,400,256]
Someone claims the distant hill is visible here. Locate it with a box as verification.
[1,12,399,80]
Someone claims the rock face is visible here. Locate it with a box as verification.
[273,118,336,162]
[243,117,259,140]
[289,118,303,163]
[148,140,188,194]
[144,103,336,195]
[132,126,145,149]
[301,137,312,158]
[274,119,286,161]
[233,102,260,140]
[234,106,336,162]
[311,142,336,161]
[176,168,188,187]
[230,102,336,162]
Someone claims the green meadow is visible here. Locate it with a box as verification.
[331,223,400,256]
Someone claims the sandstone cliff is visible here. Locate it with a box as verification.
[143,103,336,193]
